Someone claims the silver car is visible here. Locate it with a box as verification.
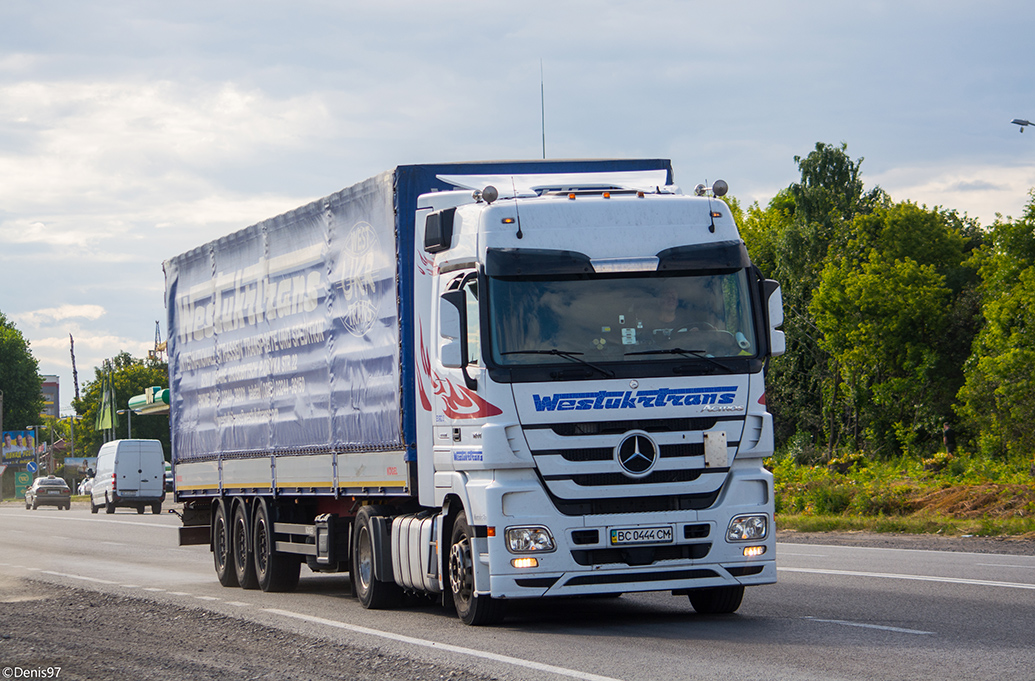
[25,476,72,510]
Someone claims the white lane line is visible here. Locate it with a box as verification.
[0,511,178,530]
[779,566,1035,590]
[266,608,623,681]
[804,617,934,635]
[142,587,166,592]
[225,601,251,607]
[168,591,192,596]
[975,563,1035,570]
[195,596,221,601]
[40,570,118,585]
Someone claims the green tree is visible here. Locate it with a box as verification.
[0,311,44,430]
[75,351,170,457]
[812,252,951,457]
[958,191,1035,460]
[742,143,884,452]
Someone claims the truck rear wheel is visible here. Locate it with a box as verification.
[687,585,744,614]
[232,502,259,589]
[352,505,402,609]
[213,502,239,587]
[449,512,505,625]
[252,498,300,592]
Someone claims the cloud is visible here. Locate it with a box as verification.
[871,163,1035,224]
[13,304,106,328]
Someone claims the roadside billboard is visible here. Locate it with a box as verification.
[1,430,36,465]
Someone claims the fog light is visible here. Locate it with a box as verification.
[743,545,766,558]
[505,526,556,553]
[727,514,768,542]
[511,557,539,569]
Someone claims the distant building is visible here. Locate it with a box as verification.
[40,375,59,419]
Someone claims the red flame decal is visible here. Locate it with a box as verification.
[417,321,502,419]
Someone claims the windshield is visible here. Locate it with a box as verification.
[488,270,758,366]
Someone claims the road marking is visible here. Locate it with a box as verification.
[142,587,165,592]
[266,608,623,681]
[195,595,221,601]
[225,601,251,607]
[168,591,192,596]
[975,563,1035,570]
[779,566,1035,590]
[40,570,117,585]
[0,510,178,530]
[803,616,934,635]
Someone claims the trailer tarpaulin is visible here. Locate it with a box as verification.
[164,173,401,462]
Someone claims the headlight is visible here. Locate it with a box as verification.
[505,526,556,553]
[726,514,768,542]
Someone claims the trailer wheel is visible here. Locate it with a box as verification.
[352,505,402,609]
[253,498,300,592]
[232,502,259,589]
[448,511,505,625]
[213,502,239,587]
[687,585,744,614]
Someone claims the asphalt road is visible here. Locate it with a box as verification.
[1,502,1033,680]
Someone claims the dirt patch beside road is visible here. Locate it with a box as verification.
[0,578,496,681]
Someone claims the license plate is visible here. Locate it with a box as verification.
[610,526,674,546]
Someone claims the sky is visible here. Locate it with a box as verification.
[2,1,1035,416]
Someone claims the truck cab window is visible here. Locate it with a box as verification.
[463,278,480,365]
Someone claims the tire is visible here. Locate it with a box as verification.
[351,505,402,610]
[252,498,300,593]
[688,585,744,614]
[90,499,98,514]
[232,502,259,590]
[213,502,239,587]
[152,502,162,515]
[448,511,505,625]
[105,497,116,514]
[32,501,38,510]
[137,505,145,514]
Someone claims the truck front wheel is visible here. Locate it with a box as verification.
[448,512,505,625]
[352,505,402,609]
[213,502,239,587]
[687,585,744,614]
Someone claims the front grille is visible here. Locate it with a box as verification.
[530,417,723,436]
[525,415,743,516]
[550,488,722,516]
[549,468,705,487]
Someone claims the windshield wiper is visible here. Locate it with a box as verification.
[501,349,616,378]
[624,347,733,373]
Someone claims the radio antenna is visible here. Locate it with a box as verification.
[540,59,546,159]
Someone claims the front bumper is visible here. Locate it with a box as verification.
[477,460,776,599]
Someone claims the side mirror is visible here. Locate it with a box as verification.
[764,280,785,357]
[424,208,457,253]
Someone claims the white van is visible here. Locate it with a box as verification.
[90,439,167,515]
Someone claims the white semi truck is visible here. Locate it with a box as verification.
[165,159,785,625]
